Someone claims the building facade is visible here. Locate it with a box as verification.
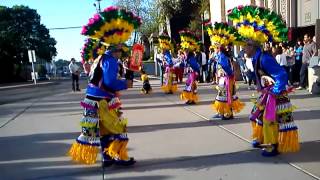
[210,0,320,45]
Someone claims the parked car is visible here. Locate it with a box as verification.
[80,72,87,78]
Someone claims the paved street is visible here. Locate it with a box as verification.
[0,79,319,180]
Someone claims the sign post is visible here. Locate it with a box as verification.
[28,50,37,84]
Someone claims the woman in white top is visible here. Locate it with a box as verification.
[275,47,287,67]
[244,54,256,89]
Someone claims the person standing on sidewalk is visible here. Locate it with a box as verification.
[244,54,256,90]
[296,34,317,90]
[68,6,141,167]
[68,58,80,91]
[206,22,245,120]
[229,5,300,156]
[294,40,304,85]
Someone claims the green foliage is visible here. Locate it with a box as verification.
[54,59,69,70]
[0,5,57,82]
[113,0,157,38]
[37,64,47,76]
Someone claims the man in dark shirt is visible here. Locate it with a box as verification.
[297,34,317,90]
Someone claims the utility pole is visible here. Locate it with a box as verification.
[133,0,141,44]
[94,0,102,13]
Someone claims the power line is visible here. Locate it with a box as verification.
[49,26,82,30]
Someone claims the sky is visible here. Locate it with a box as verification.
[2,0,114,62]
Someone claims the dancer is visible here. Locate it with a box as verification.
[179,30,200,104]
[140,69,152,94]
[159,32,178,94]
[228,5,300,156]
[68,6,141,166]
[206,22,245,120]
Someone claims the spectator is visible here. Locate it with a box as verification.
[244,54,256,89]
[297,34,317,90]
[275,47,287,68]
[286,46,295,85]
[175,50,185,83]
[69,58,80,91]
[264,42,272,54]
[237,49,248,84]
[294,40,303,84]
[156,51,165,85]
[117,59,124,78]
[200,47,208,83]
[271,46,277,57]
[195,51,203,82]
[123,58,134,88]
[207,48,217,84]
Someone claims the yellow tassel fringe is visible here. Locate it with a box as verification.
[278,130,300,153]
[212,99,244,115]
[161,84,178,93]
[68,142,99,165]
[104,140,129,160]
[180,91,199,102]
[251,121,264,143]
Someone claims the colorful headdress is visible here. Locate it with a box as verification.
[205,21,244,48]
[158,32,172,51]
[227,5,288,43]
[179,30,198,52]
[81,38,105,63]
[81,6,142,44]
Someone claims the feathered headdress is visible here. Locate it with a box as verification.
[81,38,105,63]
[227,5,287,43]
[158,32,172,51]
[179,30,198,52]
[81,6,142,45]
[205,21,244,48]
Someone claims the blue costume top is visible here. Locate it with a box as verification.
[86,50,127,99]
[252,48,288,95]
[295,46,303,61]
[217,52,233,76]
[187,54,200,72]
[164,50,173,66]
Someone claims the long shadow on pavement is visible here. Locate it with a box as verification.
[127,109,320,134]
[4,140,319,180]
[0,132,319,179]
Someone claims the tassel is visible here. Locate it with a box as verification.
[161,84,178,93]
[68,142,99,165]
[119,140,129,160]
[104,140,130,161]
[212,101,232,115]
[231,99,245,113]
[278,130,300,153]
[251,121,263,143]
[180,91,199,102]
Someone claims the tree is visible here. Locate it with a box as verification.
[0,5,57,83]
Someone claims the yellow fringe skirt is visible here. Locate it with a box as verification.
[212,98,245,116]
[68,142,99,165]
[161,84,178,94]
[180,91,199,103]
[104,140,129,160]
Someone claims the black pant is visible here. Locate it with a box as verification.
[294,61,302,83]
[247,71,256,86]
[72,73,79,91]
[299,63,309,88]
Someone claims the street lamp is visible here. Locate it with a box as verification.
[93,0,102,13]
